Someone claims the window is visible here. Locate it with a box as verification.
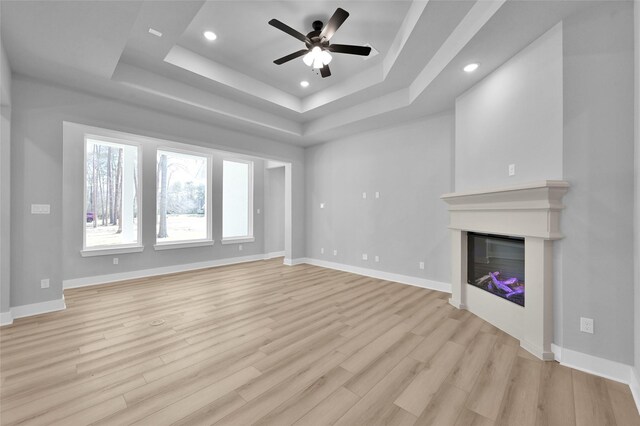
[156,149,211,245]
[84,137,141,251]
[222,159,253,241]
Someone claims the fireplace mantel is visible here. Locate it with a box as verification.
[441,180,569,239]
[441,180,569,360]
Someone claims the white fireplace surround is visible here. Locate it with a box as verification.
[441,180,569,360]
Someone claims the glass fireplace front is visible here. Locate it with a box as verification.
[467,232,525,307]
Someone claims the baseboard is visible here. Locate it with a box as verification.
[3,296,66,323]
[264,251,285,259]
[283,257,306,266]
[551,343,633,384]
[299,258,451,293]
[552,343,640,414]
[630,367,640,415]
[0,310,13,326]
[63,254,269,289]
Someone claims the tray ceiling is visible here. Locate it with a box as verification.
[1,0,593,146]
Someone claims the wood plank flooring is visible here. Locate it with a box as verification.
[1,258,638,425]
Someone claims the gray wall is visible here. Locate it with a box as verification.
[633,0,639,377]
[10,75,305,307]
[455,23,563,191]
[454,23,568,350]
[305,113,453,284]
[63,122,267,280]
[265,166,285,254]
[0,41,10,314]
[454,3,635,365]
[561,1,635,365]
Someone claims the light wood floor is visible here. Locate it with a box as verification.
[1,259,638,426]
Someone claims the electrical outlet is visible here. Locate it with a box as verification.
[362,253,368,261]
[113,257,119,265]
[508,164,516,176]
[238,244,243,251]
[333,249,338,256]
[320,203,325,209]
[580,317,594,334]
[419,262,425,270]
[31,204,50,214]
[362,192,367,199]
[40,278,50,289]
[257,208,261,214]
[374,255,380,262]
[320,248,324,254]
[375,192,380,199]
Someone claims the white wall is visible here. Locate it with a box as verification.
[0,42,11,317]
[305,112,453,285]
[10,75,305,308]
[455,23,563,191]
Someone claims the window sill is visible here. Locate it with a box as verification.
[81,245,144,257]
[221,237,255,245]
[154,240,215,251]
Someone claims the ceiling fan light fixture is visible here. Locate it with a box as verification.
[303,46,332,69]
[303,46,322,67]
[320,50,332,65]
[303,50,315,66]
[312,56,324,69]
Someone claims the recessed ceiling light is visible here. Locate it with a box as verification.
[464,63,479,72]
[148,28,162,37]
[300,81,309,88]
[203,31,217,41]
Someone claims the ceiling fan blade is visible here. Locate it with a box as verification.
[268,19,310,44]
[274,49,309,65]
[319,8,349,41]
[328,44,372,56]
[320,65,331,78]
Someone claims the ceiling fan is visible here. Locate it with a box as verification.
[269,8,372,78]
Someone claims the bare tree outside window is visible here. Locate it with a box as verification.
[85,139,139,248]
[156,150,208,243]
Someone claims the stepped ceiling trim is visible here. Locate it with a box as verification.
[0,0,594,145]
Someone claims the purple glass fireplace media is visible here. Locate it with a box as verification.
[467,233,525,307]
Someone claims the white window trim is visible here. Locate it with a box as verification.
[222,158,254,241]
[155,147,213,246]
[82,134,143,255]
[221,236,255,245]
[154,240,215,250]
[81,245,144,257]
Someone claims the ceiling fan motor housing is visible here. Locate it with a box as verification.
[306,22,329,50]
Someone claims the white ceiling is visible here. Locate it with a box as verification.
[0,0,596,146]
[177,1,410,97]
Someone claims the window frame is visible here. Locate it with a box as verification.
[154,146,214,249]
[221,158,254,243]
[81,134,143,257]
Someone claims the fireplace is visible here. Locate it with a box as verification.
[467,233,525,307]
[441,181,569,360]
